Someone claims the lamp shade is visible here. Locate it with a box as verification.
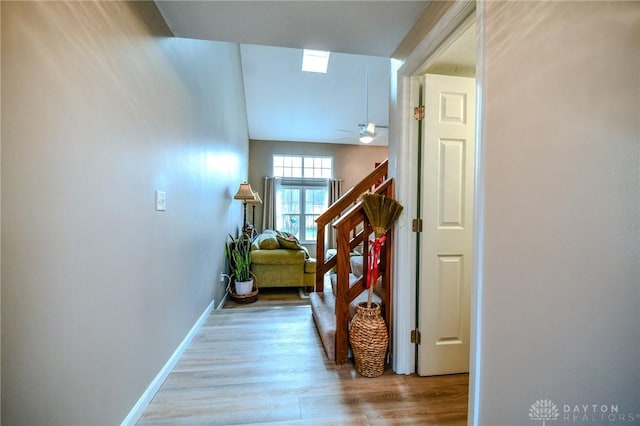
[233,182,255,200]
[247,190,262,205]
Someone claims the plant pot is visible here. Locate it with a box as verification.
[349,302,388,377]
[234,278,254,295]
[227,272,259,304]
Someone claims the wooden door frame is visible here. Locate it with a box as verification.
[389,4,484,423]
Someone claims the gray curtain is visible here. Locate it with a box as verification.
[327,178,343,249]
[262,177,279,232]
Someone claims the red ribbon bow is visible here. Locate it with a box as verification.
[367,236,386,289]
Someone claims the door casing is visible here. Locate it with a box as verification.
[388,1,484,424]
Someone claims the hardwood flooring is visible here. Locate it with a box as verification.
[137,305,468,425]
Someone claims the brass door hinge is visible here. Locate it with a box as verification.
[411,329,421,345]
[412,218,423,232]
[414,106,425,120]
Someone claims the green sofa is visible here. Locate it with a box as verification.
[250,230,316,289]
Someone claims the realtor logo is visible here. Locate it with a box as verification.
[530,399,560,425]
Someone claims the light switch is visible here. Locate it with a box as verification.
[155,190,166,211]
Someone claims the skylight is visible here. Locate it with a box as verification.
[301,49,330,74]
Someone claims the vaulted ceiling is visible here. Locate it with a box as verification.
[154,1,429,57]
[154,1,473,146]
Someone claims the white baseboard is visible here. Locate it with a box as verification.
[121,298,215,425]
[217,292,228,309]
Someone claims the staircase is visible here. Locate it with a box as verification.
[309,160,394,364]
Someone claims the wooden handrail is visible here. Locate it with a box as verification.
[331,178,393,230]
[316,159,388,228]
[314,160,389,294]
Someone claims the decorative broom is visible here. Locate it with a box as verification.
[360,192,404,307]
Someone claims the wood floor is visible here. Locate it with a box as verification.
[137,305,468,425]
[221,287,310,309]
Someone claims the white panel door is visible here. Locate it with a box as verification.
[418,74,476,376]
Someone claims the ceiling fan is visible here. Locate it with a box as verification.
[333,123,388,144]
[357,122,388,144]
[333,57,388,144]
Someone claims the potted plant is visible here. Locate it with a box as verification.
[225,234,254,295]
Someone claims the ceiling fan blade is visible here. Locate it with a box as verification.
[357,123,389,129]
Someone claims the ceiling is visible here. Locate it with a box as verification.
[154,1,429,57]
[154,1,473,146]
[239,45,391,145]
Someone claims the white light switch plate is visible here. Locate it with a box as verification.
[155,190,166,211]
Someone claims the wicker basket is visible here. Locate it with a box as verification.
[228,272,259,304]
[349,302,388,377]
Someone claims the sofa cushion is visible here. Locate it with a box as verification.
[251,248,306,265]
[252,230,280,250]
[304,257,316,273]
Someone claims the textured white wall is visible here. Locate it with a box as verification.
[475,1,640,424]
[1,2,248,424]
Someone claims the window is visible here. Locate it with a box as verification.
[273,155,332,179]
[273,155,333,243]
[301,49,330,74]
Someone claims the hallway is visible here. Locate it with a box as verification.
[138,305,468,424]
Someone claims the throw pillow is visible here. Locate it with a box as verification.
[259,236,279,249]
[275,231,301,250]
[255,232,279,250]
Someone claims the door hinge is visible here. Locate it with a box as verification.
[411,329,421,345]
[412,218,423,232]
[414,106,425,120]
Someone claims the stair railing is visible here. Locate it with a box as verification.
[314,160,395,364]
[314,159,388,292]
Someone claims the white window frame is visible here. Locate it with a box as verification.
[273,154,333,179]
[273,155,333,243]
[276,180,328,244]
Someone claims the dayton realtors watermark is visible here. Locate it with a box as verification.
[530,399,640,424]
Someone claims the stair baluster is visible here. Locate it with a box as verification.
[311,160,395,364]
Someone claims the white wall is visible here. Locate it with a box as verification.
[0,3,3,421]
[475,1,640,424]
[1,2,248,424]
